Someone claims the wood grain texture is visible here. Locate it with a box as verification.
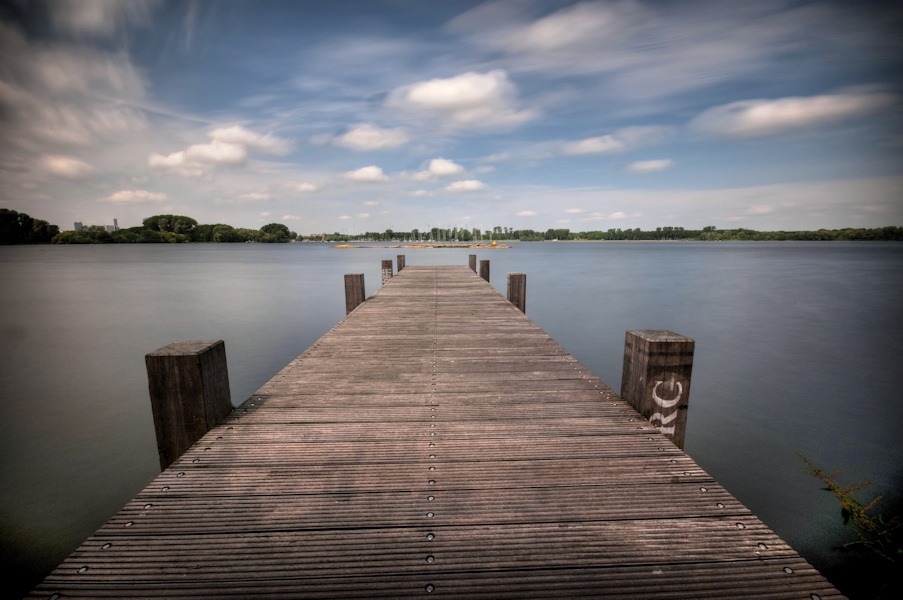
[621,329,695,449]
[31,266,843,599]
[145,340,231,470]
[507,272,526,313]
[344,273,365,315]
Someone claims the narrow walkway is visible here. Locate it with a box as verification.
[31,265,843,599]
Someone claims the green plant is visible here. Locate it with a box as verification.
[798,452,901,563]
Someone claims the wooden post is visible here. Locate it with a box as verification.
[381,259,393,285]
[146,340,232,470]
[507,272,526,313]
[479,259,490,282]
[397,254,406,272]
[620,330,694,449]
[344,273,365,314]
[469,254,477,272]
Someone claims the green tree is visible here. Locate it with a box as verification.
[1,208,59,244]
[259,222,295,243]
[143,214,198,236]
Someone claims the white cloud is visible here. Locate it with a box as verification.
[149,126,290,178]
[0,21,148,152]
[511,3,619,53]
[210,125,292,154]
[562,136,624,155]
[286,182,320,193]
[238,192,274,202]
[260,211,271,217]
[412,190,433,197]
[339,215,351,220]
[282,214,301,220]
[389,70,537,128]
[452,2,890,102]
[363,200,379,206]
[691,91,896,138]
[41,155,95,179]
[99,189,167,204]
[408,157,467,181]
[627,159,674,173]
[333,124,410,151]
[516,210,537,216]
[148,151,205,178]
[345,165,390,182]
[561,127,668,155]
[609,211,629,220]
[564,208,585,214]
[357,212,370,218]
[185,140,247,164]
[148,152,205,178]
[445,179,488,192]
[427,158,465,177]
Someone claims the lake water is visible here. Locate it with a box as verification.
[2,242,901,597]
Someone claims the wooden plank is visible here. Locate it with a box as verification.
[31,265,844,600]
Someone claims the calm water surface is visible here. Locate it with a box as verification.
[2,242,901,597]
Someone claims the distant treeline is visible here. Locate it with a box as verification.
[0,208,60,244]
[2,208,901,245]
[52,214,298,244]
[326,225,903,242]
[570,225,903,241]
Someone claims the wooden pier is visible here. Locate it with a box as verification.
[30,265,843,599]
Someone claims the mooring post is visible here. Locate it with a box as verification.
[620,330,695,449]
[507,272,526,313]
[397,254,406,272]
[145,340,232,470]
[381,259,393,285]
[479,259,490,282]
[344,273,366,314]
[469,254,477,272]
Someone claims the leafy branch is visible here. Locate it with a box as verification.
[798,452,902,563]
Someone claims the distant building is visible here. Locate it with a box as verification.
[75,219,119,232]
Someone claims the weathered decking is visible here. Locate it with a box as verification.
[31,265,843,599]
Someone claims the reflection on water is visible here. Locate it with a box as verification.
[1,242,901,597]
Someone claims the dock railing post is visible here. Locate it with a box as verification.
[397,254,406,272]
[479,259,490,282]
[344,273,365,314]
[145,340,232,470]
[620,330,694,449]
[507,272,526,313]
[469,254,477,272]
[381,259,393,285]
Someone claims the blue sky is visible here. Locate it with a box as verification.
[1,0,902,234]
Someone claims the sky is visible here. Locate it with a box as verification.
[1,0,902,235]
